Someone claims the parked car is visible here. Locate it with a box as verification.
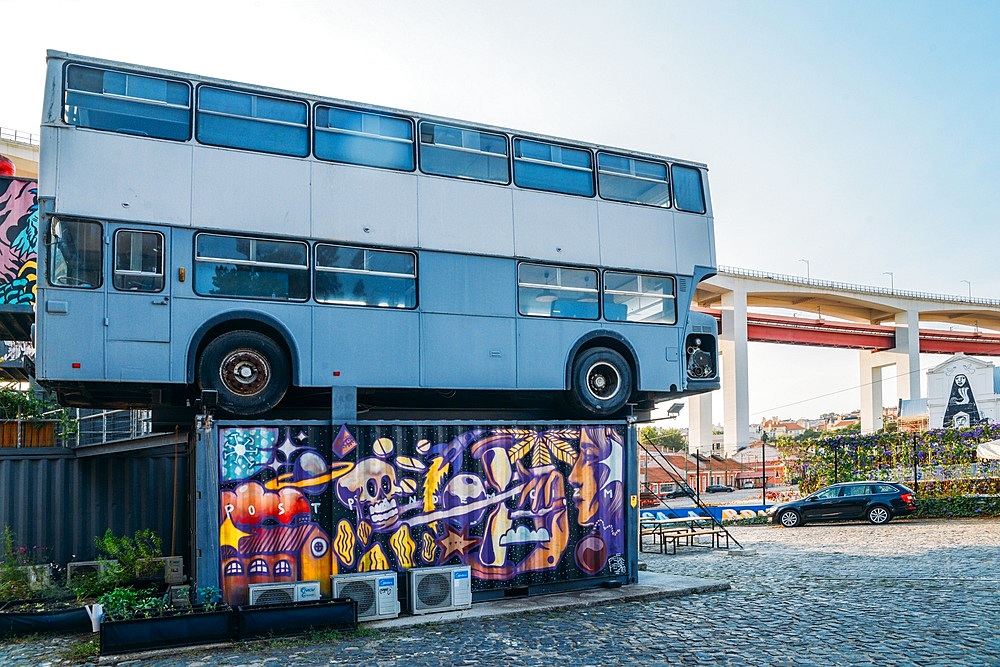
[706,484,734,493]
[664,486,694,499]
[769,481,917,527]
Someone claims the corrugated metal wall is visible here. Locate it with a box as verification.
[0,447,189,566]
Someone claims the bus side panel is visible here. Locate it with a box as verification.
[311,162,419,249]
[515,318,592,390]
[601,322,682,392]
[420,314,516,389]
[512,190,600,267]
[314,308,420,389]
[417,178,514,256]
[191,149,311,238]
[597,201,678,275]
[37,290,106,381]
[176,300,313,385]
[53,130,193,226]
[418,252,514,318]
[673,211,716,276]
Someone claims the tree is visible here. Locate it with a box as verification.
[638,426,687,451]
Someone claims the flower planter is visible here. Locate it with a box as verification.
[235,598,357,640]
[99,608,233,655]
[0,605,92,638]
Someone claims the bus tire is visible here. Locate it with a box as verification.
[198,331,289,416]
[568,347,633,417]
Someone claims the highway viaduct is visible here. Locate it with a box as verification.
[688,266,1000,454]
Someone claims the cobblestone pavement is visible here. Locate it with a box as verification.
[6,518,1000,667]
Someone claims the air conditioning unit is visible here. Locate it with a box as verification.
[141,556,185,585]
[247,580,322,606]
[66,560,117,586]
[331,571,400,621]
[407,565,472,615]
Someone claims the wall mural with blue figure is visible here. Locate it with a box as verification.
[218,423,628,606]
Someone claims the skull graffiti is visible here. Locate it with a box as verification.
[334,457,403,531]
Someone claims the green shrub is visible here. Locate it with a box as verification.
[914,495,1000,519]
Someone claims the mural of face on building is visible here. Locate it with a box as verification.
[944,373,981,428]
[334,457,403,531]
[568,426,624,527]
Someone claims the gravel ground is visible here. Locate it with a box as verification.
[4,517,998,666]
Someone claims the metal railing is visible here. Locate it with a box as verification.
[718,265,1000,308]
[58,409,155,448]
[0,127,40,146]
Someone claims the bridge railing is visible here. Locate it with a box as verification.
[718,265,1000,308]
[0,127,40,146]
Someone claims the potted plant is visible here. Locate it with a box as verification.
[234,596,357,640]
[0,527,90,638]
[98,585,232,655]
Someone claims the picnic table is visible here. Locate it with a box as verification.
[639,515,731,554]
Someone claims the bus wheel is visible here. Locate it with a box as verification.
[569,347,633,417]
[198,331,289,416]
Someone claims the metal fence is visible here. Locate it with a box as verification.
[0,127,40,146]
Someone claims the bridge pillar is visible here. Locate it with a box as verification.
[892,309,922,401]
[858,309,922,433]
[720,283,750,455]
[687,391,713,454]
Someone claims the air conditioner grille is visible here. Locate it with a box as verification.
[340,580,376,615]
[416,572,451,607]
[255,588,294,606]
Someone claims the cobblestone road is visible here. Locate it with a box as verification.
[6,518,999,666]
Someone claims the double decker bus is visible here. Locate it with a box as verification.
[34,50,719,418]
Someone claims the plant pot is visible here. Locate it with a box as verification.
[235,598,357,640]
[0,605,92,638]
[99,608,233,655]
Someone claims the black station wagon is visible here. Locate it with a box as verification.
[770,481,917,527]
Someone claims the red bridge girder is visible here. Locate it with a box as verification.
[698,309,1000,356]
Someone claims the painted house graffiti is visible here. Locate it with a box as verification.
[218,423,627,606]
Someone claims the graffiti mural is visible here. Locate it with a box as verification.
[0,177,37,306]
[218,423,627,605]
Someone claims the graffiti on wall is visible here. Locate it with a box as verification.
[0,177,37,365]
[0,177,37,306]
[218,423,626,605]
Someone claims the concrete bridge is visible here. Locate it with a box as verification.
[688,266,1000,453]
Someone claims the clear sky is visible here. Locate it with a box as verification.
[2,0,998,427]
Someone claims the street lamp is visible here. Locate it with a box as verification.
[883,271,893,291]
[961,280,971,299]
[798,258,810,280]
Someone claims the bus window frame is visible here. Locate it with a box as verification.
[602,270,677,325]
[313,242,418,310]
[193,232,311,302]
[512,137,596,197]
[63,63,193,142]
[313,103,416,172]
[596,151,671,209]
[417,120,511,185]
[516,261,599,320]
[112,228,166,293]
[195,84,310,158]
[47,217,105,290]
